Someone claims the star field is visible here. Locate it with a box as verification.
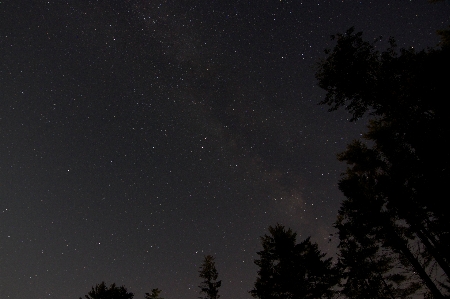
[1,1,449,298]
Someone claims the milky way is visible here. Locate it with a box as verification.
[1,1,449,298]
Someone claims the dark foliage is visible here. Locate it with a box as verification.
[316,25,450,298]
[80,282,134,299]
[198,255,222,299]
[251,224,338,299]
[336,169,422,299]
[145,288,164,299]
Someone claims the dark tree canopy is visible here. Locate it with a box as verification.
[316,25,450,298]
[335,172,422,299]
[80,282,134,299]
[198,255,222,299]
[251,224,338,299]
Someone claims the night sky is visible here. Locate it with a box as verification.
[1,1,449,298]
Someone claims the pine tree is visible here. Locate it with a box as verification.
[198,255,221,299]
[251,224,338,299]
[145,288,164,299]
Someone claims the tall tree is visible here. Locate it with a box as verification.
[80,282,134,299]
[198,255,222,299]
[337,138,446,298]
[251,224,338,299]
[336,166,422,299]
[316,27,450,231]
[316,26,450,298]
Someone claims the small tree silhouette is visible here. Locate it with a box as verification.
[80,281,134,299]
[145,288,164,299]
[198,255,222,299]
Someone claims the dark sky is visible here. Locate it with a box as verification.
[1,1,448,298]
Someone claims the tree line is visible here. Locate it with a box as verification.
[79,254,222,299]
[79,228,337,299]
[79,2,450,298]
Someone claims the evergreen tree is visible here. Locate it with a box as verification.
[198,255,221,299]
[251,224,338,299]
[80,282,134,299]
[145,288,164,299]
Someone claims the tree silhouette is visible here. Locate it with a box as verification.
[251,224,338,299]
[198,255,221,299]
[145,288,164,299]
[80,282,134,299]
[316,26,450,298]
[336,171,422,298]
[336,138,446,298]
